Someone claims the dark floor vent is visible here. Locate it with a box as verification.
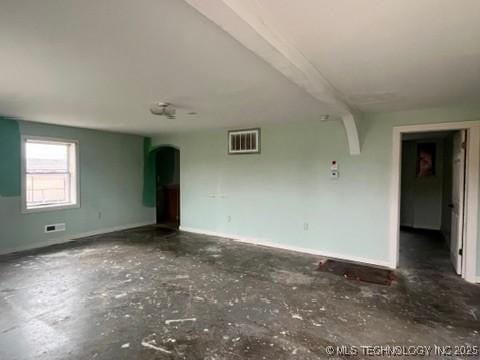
[44,223,66,233]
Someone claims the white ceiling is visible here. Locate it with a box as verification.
[0,0,332,135]
[256,0,480,112]
[1,0,479,135]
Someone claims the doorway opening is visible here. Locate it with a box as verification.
[390,121,480,283]
[155,147,180,229]
[399,131,464,274]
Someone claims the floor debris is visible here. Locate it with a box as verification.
[141,340,172,354]
[165,317,197,325]
[0,226,479,359]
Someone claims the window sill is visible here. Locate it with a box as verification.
[21,203,80,214]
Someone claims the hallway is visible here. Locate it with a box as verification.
[399,228,454,272]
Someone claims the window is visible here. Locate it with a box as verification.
[228,128,260,154]
[22,136,79,212]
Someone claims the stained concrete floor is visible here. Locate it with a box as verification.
[0,226,479,359]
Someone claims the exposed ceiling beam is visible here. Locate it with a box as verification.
[184,0,361,155]
[342,112,361,156]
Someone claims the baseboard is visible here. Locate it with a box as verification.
[180,226,393,269]
[0,221,155,256]
[476,276,480,284]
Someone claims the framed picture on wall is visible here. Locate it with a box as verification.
[416,142,436,177]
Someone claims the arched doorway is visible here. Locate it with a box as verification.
[155,146,180,228]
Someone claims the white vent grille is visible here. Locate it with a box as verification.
[45,223,66,233]
[228,128,260,154]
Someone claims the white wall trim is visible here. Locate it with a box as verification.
[0,221,155,256]
[180,226,392,269]
[390,120,480,283]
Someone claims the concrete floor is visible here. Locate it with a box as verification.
[0,226,479,359]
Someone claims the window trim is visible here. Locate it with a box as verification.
[21,135,80,214]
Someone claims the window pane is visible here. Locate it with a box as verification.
[26,142,68,173]
[25,140,74,209]
[27,173,69,205]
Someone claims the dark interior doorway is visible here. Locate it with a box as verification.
[155,147,180,228]
[399,130,466,274]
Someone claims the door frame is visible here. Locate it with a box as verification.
[152,144,181,227]
[389,121,480,283]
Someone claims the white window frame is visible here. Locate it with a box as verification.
[21,135,80,214]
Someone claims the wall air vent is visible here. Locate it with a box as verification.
[228,128,260,154]
[45,223,66,233]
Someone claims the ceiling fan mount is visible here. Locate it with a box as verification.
[150,102,176,119]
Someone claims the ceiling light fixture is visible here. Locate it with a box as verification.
[150,102,176,119]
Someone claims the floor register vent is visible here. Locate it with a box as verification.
[45,223,66,233]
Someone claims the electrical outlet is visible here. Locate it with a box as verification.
[98,211,102,219]
[304,222,309,231]
[227,216,232,223]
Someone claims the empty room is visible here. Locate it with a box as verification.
[1,1,480,359]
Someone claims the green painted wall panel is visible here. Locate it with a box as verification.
[0,117,21,197]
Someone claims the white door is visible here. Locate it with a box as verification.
[450,130,466,274]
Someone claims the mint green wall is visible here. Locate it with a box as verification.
[152,105,480,275]
[0,117,21,197]
[0,120,154,253]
